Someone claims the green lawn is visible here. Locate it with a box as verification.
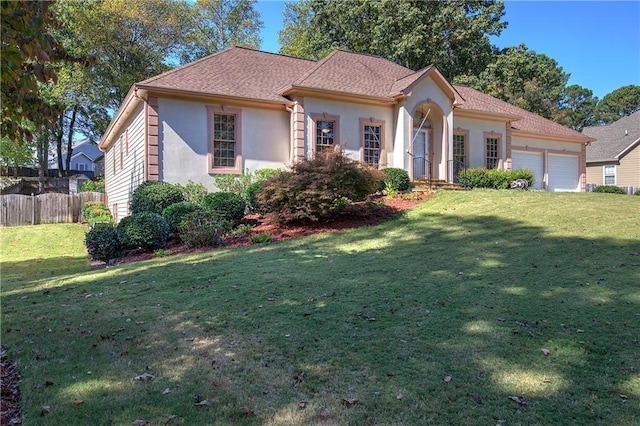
[1,191,639,425]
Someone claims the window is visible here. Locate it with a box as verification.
[604,164,616,184]
[484,133,501,169]
[78,163,86,171]
[207,106,242,173]
[361,119,384,167]
[311,113,340,156]
[453,129,469,182]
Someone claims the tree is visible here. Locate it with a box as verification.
[558,84,599,131]
[0,135,36,175]
[456,44,569,121]
[180,0,262,64]
[596,85,640,124]
[1,0,72,142]
[278,0,506,79]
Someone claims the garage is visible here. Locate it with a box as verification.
[512,151,544,189]
[547,153,579,192]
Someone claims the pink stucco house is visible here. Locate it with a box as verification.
[99,47,592,220]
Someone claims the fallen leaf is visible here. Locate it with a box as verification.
[342,398,358,406]
[543,377,552,383]
[40,406,51,416]
[508,395,528,406]
[320,408,329,422]
[186,337,196,342]
[195,400,212,406]
[577,329,584,333]
[444,375,452,383]
[396,393,404,400]
[134,373,155,381]
[44,380,54,387]
[293,371,304,384]
[298,401,307,409]
[241,406,255,417]
[162,388,172,395]
[163,415,176,425]
[541,349,551,356]
[132,420,149,426]
[71,399,84,405]
[473,395,483,404]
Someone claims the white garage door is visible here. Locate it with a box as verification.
[548,154,579,192]
[512,151,544,189]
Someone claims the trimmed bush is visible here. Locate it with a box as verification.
[162,202,205,233]
[130,181,185,215]
[382,168,411,193]
[176,180,208,204]
[592,185,626,194]
[117,213,170,251]
[635,189,640,195]
[81,201,113,224]
[79,179,105,193]
[458,168,534,189]
[258,147,383,223]
[202,192,246,224]
[85,225,122,262]
[177,210,231,248]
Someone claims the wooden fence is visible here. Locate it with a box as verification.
[0,192,105,226]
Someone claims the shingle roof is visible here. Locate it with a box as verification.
[583,111,640,162]
[454,85,591,141]
[137,47,316,103]
[286,49,414,98]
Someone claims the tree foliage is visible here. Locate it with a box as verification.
[180,0,263,64]
[1,0,72,142]
[455,44,569,121]
[596,85,640,124]
[558,84,599,131]
[279,0,506,79]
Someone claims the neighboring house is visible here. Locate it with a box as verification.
[50,139,105,176]
[99,47,592,221]
[583,111,640,188]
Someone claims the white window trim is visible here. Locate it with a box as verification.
[603,164,616,185]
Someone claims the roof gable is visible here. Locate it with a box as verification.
[583,111,640,162]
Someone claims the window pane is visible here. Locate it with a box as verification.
[316,120,334,153]
[486,137,499,169]
[213,113,236,167]
[363,124,381,166]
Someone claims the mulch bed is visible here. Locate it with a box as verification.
[105,192,434,267]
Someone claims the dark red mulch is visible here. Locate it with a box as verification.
[1,347,21,425]
[92,192,434,268]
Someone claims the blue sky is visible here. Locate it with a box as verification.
[254,1,640,100]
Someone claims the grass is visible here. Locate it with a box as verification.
[1,191,639,425]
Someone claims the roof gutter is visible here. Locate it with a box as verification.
[99,85,144,151]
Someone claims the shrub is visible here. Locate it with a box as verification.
[458,168,534,189]
[177,210,231,248]
[230,223,254,237]
[130,181,185,215]
[85,225,122,262]
[258,147,382,223]
[117,213,170,251]
[176,180,208,204]
[202,192,246,225]
[592,185,626,194]
[82,201,112,223]
[249,232,272,244]
[382,168,411,193]
[214,172,252,194]
[635,189,640,195]
[244,181,264,213]
[162,202,205,233]
[88,213,114,227]
[79,179,105,193]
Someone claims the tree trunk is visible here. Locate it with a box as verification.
[66,104,79,176]
[56,114,65,177]
[38,128,50,194]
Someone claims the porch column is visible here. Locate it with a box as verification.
[505,122,513,171]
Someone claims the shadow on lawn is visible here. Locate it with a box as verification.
[2,210,639,425]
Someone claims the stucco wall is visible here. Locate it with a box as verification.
[158,98,290,191]
[104,104,146,221]
[453,116,507,169]
[302,97,395,165]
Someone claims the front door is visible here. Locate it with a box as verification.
[413,129,430,180]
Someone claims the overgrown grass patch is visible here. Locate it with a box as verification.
[1,191,639,425]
